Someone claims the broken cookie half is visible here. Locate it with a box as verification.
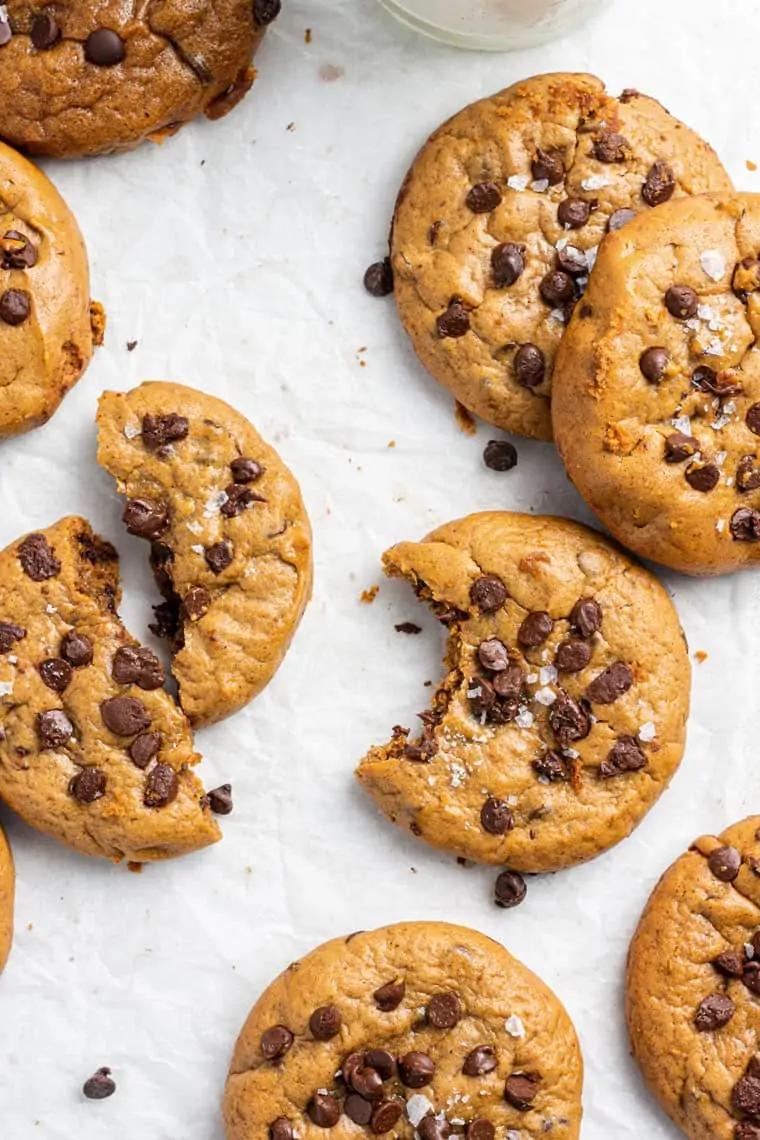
[356,511,690,874]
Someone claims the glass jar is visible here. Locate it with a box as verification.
[378,0,612,51]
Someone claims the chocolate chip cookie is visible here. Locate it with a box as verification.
[553,193,760,576]
[356,512,690,874]
[0,825,13,974]
[391,73,731,440]
[626,816,760,1140]
[0,0,281,158]
[0,140,101,436]
[224,921,583,1140]
[0,516,221,861]
[97,382,313,728]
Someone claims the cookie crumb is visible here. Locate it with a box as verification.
[27,922,32,931]
[694,650,708,663]
[388,440,396,448]
[361,586,379,604]
[748,159,758,171]
[127,861,143,874]
[89,300,106,346]
[455,402,477,435]
[395,622,422,635]
[305,27,312,42]
[126,340,137,352]
[286,122,295,132]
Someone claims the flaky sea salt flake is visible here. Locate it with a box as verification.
[407,1096,435,1127]
[0,682,13,697]
[716,519,726,534]
[549,308,566,324]
[515,709,534,729]
[671,414,691,434]
[638,722,656,743]
[123,422,141,440]
[507,174,530,192]
[530,178,549,193]
[505,1014,526,1038]
[534,686,557,706]
[539,664,558,686]
[581,174,612,190]
[700,249,726,281]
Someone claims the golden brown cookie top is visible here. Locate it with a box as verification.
[0,825,13,975]
[0,0,279,157]
[356,512,690,874]
[97,382,313,728]
[391,72,731,440]
[627,816,760,1140]
[553,193,760,576]
[224,922,583,1140]
[0,516,221,862]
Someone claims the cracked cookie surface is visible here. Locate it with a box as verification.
[0,0,279,158]
[627,816,760,1140]
[0,516,220,862]
[356,512,690,874]
[0,825,13,974]
[553,193,760,575]
[224,921,583,1140]
[97,382,313,728]
[391,73,731,440]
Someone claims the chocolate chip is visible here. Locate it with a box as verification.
[642,161,675,207]
[398,1052,435,1088]
[437,299,470,338]
[483,440,517,472]
[350,1066,383,1100]
[470,575,507,613]
[467,182,502,213]
[694,993,735,1031]
[731,507,760,542]
[539,270,575,305]
[112,646,164,690]
[463,1046,497,1076]
[254,0,282,24]
[494,870,527,909]
[371,1100,403,1134]
[557,198,590,228]
[593,132,629,162]
[129,732,160,769]
[517,611,553,647]
[1,230,38,268]
[363,259,394,297]
[309,1004,342,1040]
[123,498,168,540]
[82,1068,116,1100]
[477,638,509,672]
[492,243,525,287]
[395,622,422,635]
[84,28,126,66]
[261,1025,293,1060]
[221,483,264,517]
[533,750,570,781]
[733,1071,760,1116]
[556,245,587,277]
[373,979,405,1011]
[61,631,93,667]
[0,289,30,325]
[418,1116,451,1140]
[269,1118,294,1140]
[744,963,760,995]
[747,403,760,435]
[737,456,760,492]
[734,257,760,301]
[427,992,460,1028]
[691,364,742,397]
[467,1121,495,1140]
[513,343,546,389]
[0,622,25,654]
[308,1093,342,1128]
[713,949,745,978]
[69,767,107,804]
[708,845,742,882]
[493,665,523,699]
[365,1050,396,1080]
[665,284,698,320]
[664,432,699,463]
[141,413,189,451]
[345,1095,373,1125]
[504,1073,540,1110]
[231,457,264,484]
[144,762,179,808]
[555,639,591,673]
[586,661,633,704]
[38,658,73,692]
[36,709,73,748]
[570,597,602,638]
[685,461,720,493]
[607,208,637,232]
[18,533,60,580]
[736,1123,760,1140]
[639,347,669,384]
[342,1052,364,1086]
[205,542,233,575]
[599,736,646,778]
[531,149,564,185]
[205,784,233,815]
[101,696,150,736]
[481,797,513,836]
[549,690,591,747]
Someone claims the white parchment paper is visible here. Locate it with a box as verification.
[0,1,758,1135]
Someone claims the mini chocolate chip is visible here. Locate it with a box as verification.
[373,979,405,1011]
[467,182,502,213]
[470,575,507,613]
[467,1121,495,1140]
[345,1095,373,1125]
[61,631,93,667]
[504,1073,540,1110]
[586,661,633,704]
[144,762,179,808]
[269,1118,294,1140]
[463,1046,498,1076]
[733,1071,760,1116]
[364,259,394,297]
[607,208,637,231]
[549,690,591,747]
[129,732,160,769]
[18,533,60,580]
[141,413,189,450]
[639,346,669,384]
[112,646,164,690]
[221,483,264,517]
[517,611,553,647]
[737,456,760,492]
[308,1093,342,1128]
[205,542,233,575]
[492,243,525,287]
[556,244,587,277]
[123,498,169,540]
[483,440,517,471]
[206,784,233,815]
[708,845,742,882]
[555,639,592,673]
[665,284,698,320]
[261,1025,294,1060]
[494,870,527,909]
[665,432,699,463]
[39,658,73,692]
[599,736,647,778]
[642,161,676,207]
[437,299,470,338]
[694,993,735,1031]
[82,1068,116,1100]
[399,1052,435,1088]
[731,507,760,542]
[685,461,720,493]
[427,991,460,1028]
[557,198,590,228]
[371,1100,403,1134]
[531,149,564,185]
[539,269,575,305]
[365,1050,396,1080]
[69,767,107,804]
[478,638,509,672]
[351,1066,383,1100]
[36,709,73,748]
[747,404,760,435]
[254,0,281,24]
[1,230,38,268]
[713,949,745,978]
[418,1116,451,1140]
[101,696,150,736]
[84,28,126,66]
[493,665,523,699]
[0,621,25,654]
[514,343,546,389]
[231,457,264,483]
[533,750,570,782]
[309,1004,342,1040]
[0,289,30,325]
[593,132,629,162]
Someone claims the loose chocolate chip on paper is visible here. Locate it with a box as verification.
[731,507,760,542]
[370,1100,402,1134]
[205,784,233,815]
[345,1095,373,1126]
[586,661,633,704]
[437,298,470,339]
[2,230,38,268]
[61,631,93,667]
[69,767,107,804]
[483,440,517,471]
[694,992,735,1031]
[18,533,60,580]
[142,413,189,450]
[427,991,461,1028]
[466,182,502,213]
[492,243,525,287]
[599,736,646,778]
[539,270,575,305]
[231,457,264,483]
[504,1072,540,1110]
[470,574,507,613]
[664,432,699,463]
[665,284,698,320]
[129,732,160,769]
[373,979,405,1011]
[0,288,30,325]
[494,869,527,909]
[514,343,545,388]
[531,149,564,185]
[518,611,553,647]
[685,461,720,493]
[31,12,60,49]
[467,1121,495,1140]
[123,498,169,540]
[463,1045,498,1076]
[112,646,165,690]
[533,750,570,782]
[82,1067,116,1100]
[269,1118,294,1140]
[101,696,151,736]
[558,198,590,228]
[144,762,179,808]
[363,259,394,297]
[395,621,422,635]
[84,28,126,66]
[639,346,669,383]
[205,541,233,575]
[0,622,24,654]
[36,709,73,748]
[183,586,212,620]
[254,0,282,25]
[593,132,629,162]
[261,1025,294,1060]
[398,1052,435,1088]
[221,483,265,517]
[607,208,637,232]
[642,160,676,206]
[309,1004,342,1040]
[39,658,73,692]
[708,844,742,882]
[555,639,591,673]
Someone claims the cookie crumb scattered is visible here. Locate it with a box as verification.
[126,340,137,352]
[388,440,396,448]
[82,1068,116,1100]
[127,861,143,874]
[395,622,422,635]
[694,650,708,663]
[360,586,379,604]
[304,27,312,42]
[364,259,393,297]
[748,160,758,171]
[89,300,106,346]
[286,122,295,132]
[455,402,477,436]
